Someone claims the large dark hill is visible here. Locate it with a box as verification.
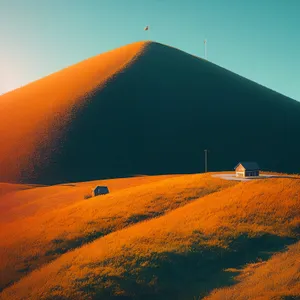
[1,41,300,183]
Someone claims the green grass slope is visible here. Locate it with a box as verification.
[1,41,300,184]
[1,177,299,299]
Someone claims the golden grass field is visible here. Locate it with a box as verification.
[0,173,300,299]
[0,173,235,292]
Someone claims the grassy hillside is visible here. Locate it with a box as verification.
[1,41,300,184]
[0,41,148,183]
[1,176,299,299]
[0,183,39,197]
[205,241,300,300]
[0,174,178,223]
[0,174,235,292]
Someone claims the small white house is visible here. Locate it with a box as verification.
[92,186,109,197]
[235,162,260,178]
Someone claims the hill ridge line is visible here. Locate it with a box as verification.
[77,41,152,100]
[0,41,152,98]
[0,173,181,223]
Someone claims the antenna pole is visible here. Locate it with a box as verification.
[204,39,207,60]
[204,149,208,172]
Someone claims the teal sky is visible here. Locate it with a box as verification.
[0,0,299,101]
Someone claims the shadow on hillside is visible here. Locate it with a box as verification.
[85,233,297,300]
[45,188,218,258]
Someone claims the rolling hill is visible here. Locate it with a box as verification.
[1,41,300,184]
[0,174,299,299]
[0,173,235,291]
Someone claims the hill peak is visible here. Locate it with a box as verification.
[1,40,300,184]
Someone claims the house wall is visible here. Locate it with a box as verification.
[235,164,260,178]
[245,170,259,177]
[93,187,109,196]
[236,171,245,177]
[236,164,245,177]
[236,165,245,172]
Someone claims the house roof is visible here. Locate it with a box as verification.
[235,162,260,170]
[93,186,108,190]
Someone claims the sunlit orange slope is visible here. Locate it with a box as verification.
[2,40,300,184]
[0,41,149,183]
[0,174,178,223]
[0,183,37,197]
[0,173,234,291]
[205,241,300,300]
